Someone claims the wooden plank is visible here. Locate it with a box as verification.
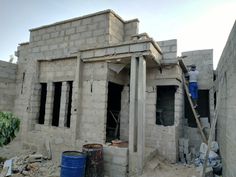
[178,59,188,73]
[183,76,207,143]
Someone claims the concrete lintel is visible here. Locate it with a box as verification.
[80,38,162,55]
[80,41,161,67]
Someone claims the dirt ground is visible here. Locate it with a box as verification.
[0,140,200,177]
[141,154,200,177]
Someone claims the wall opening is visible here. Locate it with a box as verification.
[106,82,124,142]
[156,86,176,126]
[66,81,73,128]
[38,83,47,124]
[185,89,210,127]
[52,82,62,127]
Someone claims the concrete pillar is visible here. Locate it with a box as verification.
[129,56,138,175]
[71,52,84,140]
[44,82,54,126]
[137,55,146,174]
[59,82,70,127]
[128,55,146,175]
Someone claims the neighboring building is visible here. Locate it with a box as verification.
[0,10,214,176]
[216,20,236,177]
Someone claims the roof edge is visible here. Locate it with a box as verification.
[29,9,138,32]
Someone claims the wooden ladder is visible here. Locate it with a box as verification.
[183,76,208,143]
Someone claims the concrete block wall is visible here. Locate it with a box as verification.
[124,20,139,41]
[14,43,29,120]
[0,60,16,112]
[157,39,177,62]
[39,58,76,82]
[119,86,130,141]
[12,11,140,170]
[144,66,183,163]
[29,13,109,60]
[181,50,214,150]
[182,49,213,90]
[78,62,108,143]
[103,146,128,177]
[24,125,76,165]
[216,21,236,177]
[109,13,125,43]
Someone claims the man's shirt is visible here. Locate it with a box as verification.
[188,70,199,82]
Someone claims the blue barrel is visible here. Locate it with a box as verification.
[60,151,86,177]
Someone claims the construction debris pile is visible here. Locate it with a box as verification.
[194,142,222,176]
[0,152,60,177]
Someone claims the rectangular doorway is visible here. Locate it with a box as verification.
[185,90,210,127]
[156,86,176,126]
[106,82,124,142]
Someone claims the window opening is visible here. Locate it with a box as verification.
[66,81,73,128]
[52,82,62,126]
[38,83,47,124]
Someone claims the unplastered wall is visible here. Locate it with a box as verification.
[115,64,184,162]
[109,13,124,43]
[108,12,139,43]
[182,49,213,90]
[124,20,139,41]
[216,21,236,177]
[0,60,16,112]
[21,59,78,159]
[14,43,29,120]
[39,58,76,82]
[182,50,214,150]
[145,65,183,163]
[157,39,177,62]
[29,12,109,60]
[76,62,109,145]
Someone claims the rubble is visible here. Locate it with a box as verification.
[194,142,222,176]
[0,152,60,177]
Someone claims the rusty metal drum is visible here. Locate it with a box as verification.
[82,144,104,177]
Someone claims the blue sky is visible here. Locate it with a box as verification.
[0,0,236,68]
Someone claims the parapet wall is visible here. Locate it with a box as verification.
[0,60,16,112]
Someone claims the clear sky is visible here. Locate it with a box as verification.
[0,0,236,68]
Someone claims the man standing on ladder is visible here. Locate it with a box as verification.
[188,64,199,108]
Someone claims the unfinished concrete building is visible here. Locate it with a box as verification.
[0,10,215,176]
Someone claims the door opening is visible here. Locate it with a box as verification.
[106,82,124,142]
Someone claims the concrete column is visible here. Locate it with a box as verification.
[71,52,84,140]
[137,55,146,174]
[128,55,146,175]
[129,56,138,175]
[59,82,70,127]
[44,82,54,126]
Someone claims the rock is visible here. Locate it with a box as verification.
[28,154,43,163]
